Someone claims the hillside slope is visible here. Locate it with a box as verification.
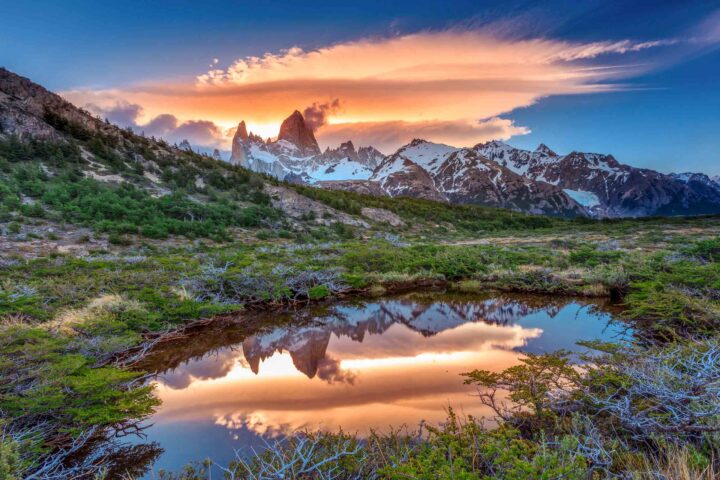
[0,67,578,253]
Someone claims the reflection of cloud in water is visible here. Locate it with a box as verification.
[215,412,301,441]
[316,356,356,385]
[327,322,541,360]
[158,349,238,389]
[238,298,549,381]
[157,297,557,389]
[141,294,623,474]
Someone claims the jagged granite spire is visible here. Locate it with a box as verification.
[235,120,249,141]
[277,110,320,156]
[230,121,251,166]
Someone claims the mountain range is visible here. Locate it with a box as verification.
[231,111,384,184]
[2,64,718,220]
[231,111,720,218]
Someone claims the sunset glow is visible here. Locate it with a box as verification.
[5,1,720,172]
[4,3,720,477]
[60,28,708,153]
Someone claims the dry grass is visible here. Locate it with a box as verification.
[0,312,36,328]
[43,294,141,335]
[630,446,717,480]
[454,279,483,292]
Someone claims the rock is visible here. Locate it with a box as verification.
[317,180,387,196]
[361,207,405,227]
[265,185,369,228]
[235,120,249,141]
[277,110,320,156]
[0,67,115,140]
[230,114,382,182]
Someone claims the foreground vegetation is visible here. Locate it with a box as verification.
[0,219,719,478]
[0,127,719,478]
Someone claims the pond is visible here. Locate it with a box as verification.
[129,291,627,476]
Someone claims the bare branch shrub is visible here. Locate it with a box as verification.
[219,432,367,480]
[585,339,720,442]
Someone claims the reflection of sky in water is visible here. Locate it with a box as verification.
[134,294,624,476]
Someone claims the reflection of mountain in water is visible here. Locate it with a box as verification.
[241,297,562,380]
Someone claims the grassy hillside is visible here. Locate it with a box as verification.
[0,129,278,242]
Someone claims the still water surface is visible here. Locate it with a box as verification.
[134,291,625,474]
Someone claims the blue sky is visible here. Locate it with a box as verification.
[2,0,720,173]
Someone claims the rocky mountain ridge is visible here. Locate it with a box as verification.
[475,141,720,217]
[230,112,383,184]
[365,139,587,217]
[0,67,123,142]
[231,109,720,218]
[231,113,585,217]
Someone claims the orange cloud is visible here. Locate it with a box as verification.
[317,117,529,153]
[62,29,674,151]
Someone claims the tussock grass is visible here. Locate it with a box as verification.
[43,294,142,335]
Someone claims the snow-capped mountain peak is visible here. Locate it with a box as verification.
[230,111,384,184]
[389,139,459,176]
[368,139,587,216]
[670,172,720,189]
[228,109,720,218]
[534,143,558,157]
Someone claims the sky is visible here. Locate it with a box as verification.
[2,0,720,174]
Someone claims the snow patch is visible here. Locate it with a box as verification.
[399,141,458,174]
[563,189,600,208]
[307,160,373,182]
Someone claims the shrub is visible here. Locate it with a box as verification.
[108,233,132,246]
[308,284,330,300]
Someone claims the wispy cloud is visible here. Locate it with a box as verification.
[303,99,341,132]
[65,26,695,151]
[194,31,669,87]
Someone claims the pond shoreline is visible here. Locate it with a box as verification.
[118,278,623,372]
[126,289,628,476]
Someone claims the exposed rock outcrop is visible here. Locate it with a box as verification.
[360,207,405,227]
[265,185,369,228]
[0,67,115,140]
